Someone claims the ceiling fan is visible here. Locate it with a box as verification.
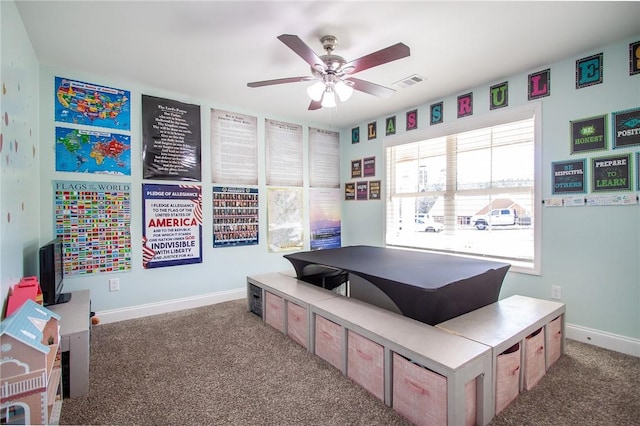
[247,34,410,110]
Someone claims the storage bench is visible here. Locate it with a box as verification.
[436,295,565,416]
[311,295,493,426]
[247,272,339,350]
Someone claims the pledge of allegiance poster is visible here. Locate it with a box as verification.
[142,184,203,269]
[55,77,130,131]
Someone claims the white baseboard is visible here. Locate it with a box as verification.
[96,288,246,324]
[566,323,640,358]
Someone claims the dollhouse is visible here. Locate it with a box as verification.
[0,299,62,425]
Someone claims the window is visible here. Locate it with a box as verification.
[385,105,540,273]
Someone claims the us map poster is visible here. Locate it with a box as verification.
[213,186,259,248]
[142,95,201,181]
[54,77,131,131]
[142,184,203,269]
[53,180,131,276]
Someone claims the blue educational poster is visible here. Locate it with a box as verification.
[55,126,131,175]
[55,77,131,131]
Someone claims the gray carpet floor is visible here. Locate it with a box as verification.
[60,299,640,425]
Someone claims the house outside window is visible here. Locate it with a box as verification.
[385,104,541,274]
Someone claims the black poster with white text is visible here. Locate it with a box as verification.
[142,95,201,181]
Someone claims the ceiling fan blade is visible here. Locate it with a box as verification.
[247,76,313,88]
[343,43,410,75]
[347,77,396,98]
[308,100,322,111]
[278,34,325,69]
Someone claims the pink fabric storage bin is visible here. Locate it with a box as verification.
[315,315,343,370]
[392,353,477,426]
[347,330,384,401]
[287,301,307,348]
[547,316,562,367]
[495,342,521,415]
[524,327,546,390]
[265,291,284,333]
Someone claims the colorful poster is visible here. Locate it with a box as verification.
[369,180,381,200]
[571,115,607,154]
[591,154,632,192]
[54,77,130,131]
[267,187,303,252]
[142,95,201,181]
[552,159,586,194]
[54,181,131,276]
[357,181,368,200]
[142,184,203,268]
[345,183,356,200]
[612,107,640,149]
[351,159,362,178]
[55,126,131,175]
[363,156,376,177]
[310,188,341,251]
[213,186,259,248]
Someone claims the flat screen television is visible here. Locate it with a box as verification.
[39,238,71,306]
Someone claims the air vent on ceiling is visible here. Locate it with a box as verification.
[393,74,426,89]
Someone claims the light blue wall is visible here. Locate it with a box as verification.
[341,36,640,342]
[3,0,639,349]
[0,1,41,312]
[37,64,337,312]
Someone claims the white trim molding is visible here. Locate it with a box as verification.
[566,322,640,358]
[96,288,246,324]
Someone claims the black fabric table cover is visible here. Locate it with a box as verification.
[284,245,511,325]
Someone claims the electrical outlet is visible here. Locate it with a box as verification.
[551,285,562,300]
[109,278,120,292]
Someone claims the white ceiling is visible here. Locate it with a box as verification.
[15,1,640,129]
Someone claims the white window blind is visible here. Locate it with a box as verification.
[386,116,537,271]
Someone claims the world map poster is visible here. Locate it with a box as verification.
[55,126,131,175]
[54,77,131,131]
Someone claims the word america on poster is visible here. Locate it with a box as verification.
[142,183,203,269]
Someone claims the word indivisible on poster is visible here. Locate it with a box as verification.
[142,183,203,269]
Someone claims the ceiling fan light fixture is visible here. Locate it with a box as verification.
[307,81,325,101]
[321,89,337,108]
[335,80,353,102]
